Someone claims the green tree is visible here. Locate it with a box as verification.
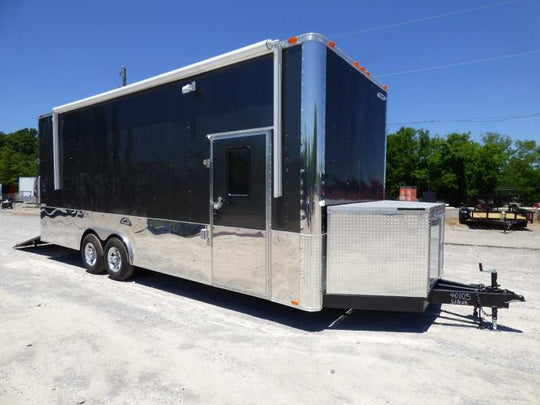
[473,133,512,197]
[384,129,539,206]
[0,128,39,187]
[386,128,480,205]
[500,140,540,205]
[385,127,425,197]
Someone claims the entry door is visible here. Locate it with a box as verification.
[209,129,270,297]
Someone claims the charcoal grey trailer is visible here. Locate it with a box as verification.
[35,33,523,322]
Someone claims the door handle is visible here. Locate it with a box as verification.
[213,196,224,210]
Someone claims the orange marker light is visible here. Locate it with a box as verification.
[287,36,298,44]
[353,61,359,68]
[360,66,365,72]
[366,71,371,76]
[291,300,299,306]
[327,40,336,48]
[383,85,388,91]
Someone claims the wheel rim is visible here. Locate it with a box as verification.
[84,243,97,266]
[107,247,122,272]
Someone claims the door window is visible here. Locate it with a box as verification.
[227,147,250,197]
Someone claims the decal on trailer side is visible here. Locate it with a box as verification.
[450,292,472,305]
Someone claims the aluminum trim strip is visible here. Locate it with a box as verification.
[52,40,277,114]
[52,112,61,190]
[273,42,283,198]
[50,41,278,189]
[266,128,273,297]
[207,126,273,141]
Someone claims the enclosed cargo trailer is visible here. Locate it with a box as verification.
[34,33,523,322]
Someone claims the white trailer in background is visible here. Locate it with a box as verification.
[18,177,38,203]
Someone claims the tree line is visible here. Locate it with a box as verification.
[0,126,539,206]
[386,127,540,206]
[0,128,39,189]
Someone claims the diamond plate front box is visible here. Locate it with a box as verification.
[326,201,445,298]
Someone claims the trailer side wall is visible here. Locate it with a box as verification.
[39,115,53,205]
[42,55,273,223]
[324,50,387,204]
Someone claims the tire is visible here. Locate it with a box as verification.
[104,237,134,281]
[81,234,105,274]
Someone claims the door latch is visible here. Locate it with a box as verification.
[203,158,212,168]
[213,196,224,210]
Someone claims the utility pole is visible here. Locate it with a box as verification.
[119,66,127,87]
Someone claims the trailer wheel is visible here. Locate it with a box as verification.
[81,234,105,274]
[104,237,134,281]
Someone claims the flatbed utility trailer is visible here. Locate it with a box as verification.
[459,206,532,230]
[29,33,524,327]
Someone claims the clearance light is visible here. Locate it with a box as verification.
[327,40,336,48]
[366,71,371,76]
[360,66,365,73]
[291,300,299,306]
[287,36,298,44]
[383,85,388,91]
[353,61,359,68]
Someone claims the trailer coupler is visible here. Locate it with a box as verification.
[430,263,525,330]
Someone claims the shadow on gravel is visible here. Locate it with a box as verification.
[17,244,520,333]
[22,244,82,266]
[434,309,523,333]
[132,270,442,334]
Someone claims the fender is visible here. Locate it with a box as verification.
[86,227,135,265]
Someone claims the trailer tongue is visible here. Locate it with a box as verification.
[325,201,525,329]
[430,263,525,330]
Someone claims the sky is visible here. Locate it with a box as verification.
[0,0,539,142]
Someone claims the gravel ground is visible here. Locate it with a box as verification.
[0,209,539,405]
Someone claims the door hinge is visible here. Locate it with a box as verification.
[200,227,211,246]
[200,228,208,239]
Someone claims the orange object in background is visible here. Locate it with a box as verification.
[399,186,417,201]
